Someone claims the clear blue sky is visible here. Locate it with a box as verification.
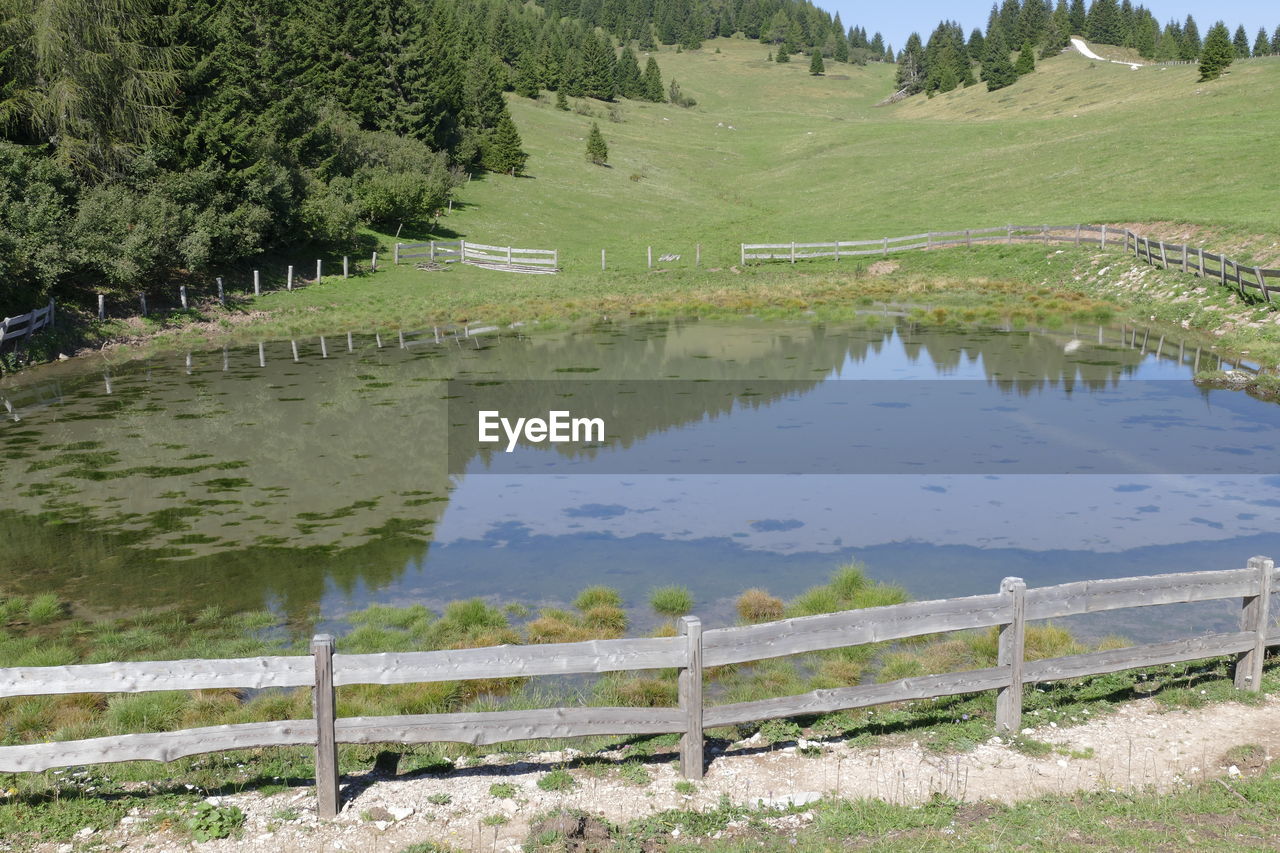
[821,0,1278,53]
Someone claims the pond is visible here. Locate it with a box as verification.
[2,317,1277,642]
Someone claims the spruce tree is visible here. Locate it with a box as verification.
[1232,25,1250,58]
[614,47,643,99]
[582,33,616,100]
[1179,16,1201,60]
[1086,0,1123,45]
[833,35,849,63]
[1199,21,1234,80]
[776,43,790,62]
[514,50,541,98]
[1015,39,1036,74]
[483,112,528,175]
[981,26,1017,91]
[641,56,664,101]
[1274,25,1280,55]
[1068,0,1087,34]
[555,90,569,110]
[585,121,607,165]
[1254,28,1271,57]
[896,33,925,93]
[809,50,824,75]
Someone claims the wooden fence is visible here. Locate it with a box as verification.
[0,556,1274,817]
[742,225,1279,305]
[396,239,559,274]
[0,299,55,351]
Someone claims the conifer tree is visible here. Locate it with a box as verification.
[614,47,643,99]
[1254,28,1271,57]
[514,50,542,98]
[1086,0,1124,45]
[555,90,569,110]
[1199,21,1234,79]
[641,56,664,101]
[1180,16,1201,60]
[1274,25,1280,55]
[1015,39,1036,74]
[776,43,790,62]
[968,28,985,58]
[833,34,849,63]
[981,26,1017,90]
[870,32,885,55]
[483,113,527,175]
[1232,25,1250,57]
[585,121,607,164]
[809,50,824,75]
[1068,0,1087,34]
[896,32,925,93]
[582,32,616,100]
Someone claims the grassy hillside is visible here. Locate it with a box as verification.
[442,37,1279,275]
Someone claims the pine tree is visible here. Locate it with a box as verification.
[582,32,616,100]
[614,47,643,99]
[1199,21,1234,80]
[809,50,824,75]
[585,121,607,164]
[1274,25,1280,55]
[1086,0,1124,46]
[555,89,569,110]
[833,34,849,63]
[514,50,542,98]
[641,56,664,101]
[1180,16,1201,60]
[981,26,1017,91]
[1015,39,1036,74]
[776,43,790,62]
[1232,25,1250,58]
[1253,28,1271,57]
[483,112,527,175]
[968,28,985,58]
[896,32,925,93]
[1068,0,1087,34]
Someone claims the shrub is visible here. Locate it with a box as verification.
[649,585,693,617]
[735,588,784,623]
[574,586,623,611]
[25,593,63,625]
[538,769,576,791]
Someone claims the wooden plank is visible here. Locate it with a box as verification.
[995,578,1026,734]
[679,616,703,780]
[0,656,314,699]
[0,720,316,772]
[311,635,338,819]
[704,667,1010,727]
[334,636,683,686]
[702,593,1009,667]
[1022,632,1255,683]
[1025,568,1257,620]
[1235,557,1274,690]
[335,707,684,746]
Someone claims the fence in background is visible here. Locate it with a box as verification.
[395,239,559,274]
[0,299,55,352]
[0,556,1274,817]
[743,225,1279,305]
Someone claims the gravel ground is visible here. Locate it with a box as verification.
[35,693,1280,853]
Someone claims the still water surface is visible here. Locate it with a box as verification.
[1,319,1277,641]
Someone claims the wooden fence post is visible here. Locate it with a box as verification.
[648,246,653,269]
[287,265,294,291]
[180,285,188,309]
[1221,256,1228,287]
[1100,224,1107,250]
[254,270,261,296]
[1234,556,1274,691]
[1256,268,1271,304]
[258,342,266,367]
[316,259,322,284]
[506,245,513,266]
[394,243,401,265]
[139,294,147,316]
[429,242,436,263]
[217,277,225,306]
[696,243,701,266]
[601,249,606,271]
[678,616,704,780]
[1006,224,1012,245]
[740,244,745,265]
[834,240,840,261]
[882,237,887,257]
[97,293,105,320]
[967,229,973,248]
[1158,241,1167,268]
[372,251,378,271]
[311,634,339,818]
[343,257,349,279]
[1042,225,1048,244]
[1182,245,1188,274]
[291,340,299,362]
[1198,248,1204,277]
[790,242,796,264]
[319,336,328,358]
[995,577,1026,734]
[926,231,933,249]
[1074,224,1080,246]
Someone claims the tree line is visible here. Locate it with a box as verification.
[0,0,886,316]
[896,0,1280,96]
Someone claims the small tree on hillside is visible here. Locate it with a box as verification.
[555,90,569,110]
[641,56,664,102]
[1199,21,1234,80]
[585,122,608,165]
[776,43,790,62]
[1015,39,1036,74]
[483,113,528,175]
[1253,28,1271,57]
[809,50,825,75]
[981,27,1018,91]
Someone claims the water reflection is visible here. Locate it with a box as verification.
[0,318,1271,638]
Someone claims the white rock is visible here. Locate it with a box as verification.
[388,805,415,821]
[75,827,95,838]
[1228,765,1241,777]
[374,821,390,831]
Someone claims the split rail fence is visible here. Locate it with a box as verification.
[395,239,559,274]
[0,556,1274,817]
[742,225,1279,304]
[0,299,55,351]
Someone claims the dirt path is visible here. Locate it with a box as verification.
[44,694,1280,853]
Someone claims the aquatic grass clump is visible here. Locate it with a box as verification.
[649,585,693,618]
[735,588,784,624]
[25,593,64,625]
[573,586,623,611]
[105,691,190,734]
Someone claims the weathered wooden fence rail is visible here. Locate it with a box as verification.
[743,225,1279,305]
[1,557,1274,817]
[395,239,559,274]
[0,299,55,351]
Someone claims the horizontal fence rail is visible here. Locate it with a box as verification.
[0,299,55,349]
[395,239,559,274]
[0,556,1273,817]
[742,225,1278,305]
